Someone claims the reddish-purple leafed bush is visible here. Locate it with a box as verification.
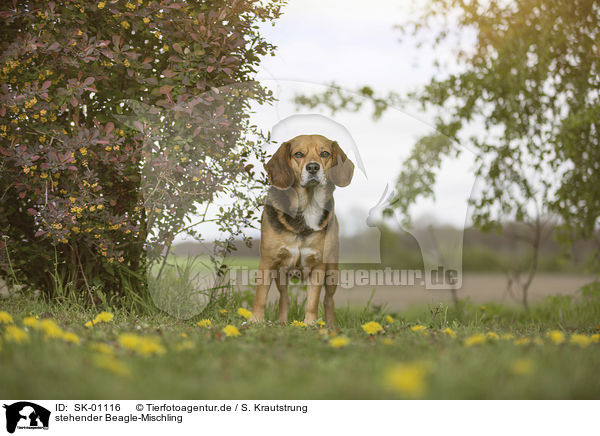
[0,0,283,301]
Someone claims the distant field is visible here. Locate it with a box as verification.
[157,255,595,310]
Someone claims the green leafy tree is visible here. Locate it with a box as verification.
[0,0,283,303]
[295,0,600,263]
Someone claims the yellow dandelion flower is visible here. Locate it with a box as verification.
[464,334,486,347]
[5,325,29,343]
[317,320,326,328]
[118,334,138,349]
[329,336,350,348]
[384,362,428,398]
[570,334,591,348]
[222,325,240,337]
[121,21,130,29]
[93,354,130,376]
[0,311,14,324]
[22,316,39,327]
[61,331,80,344]
[162,44,169,51]
[118,333,165,356]
[591,334,600,344]
[442,327,456,338]
[93,311,114,324]
[510,358,534,375]
[218,309,228,315]
[547,330,565,345]
[84,320,94,328]
[362,321,383,335]
[487,332,499,340]
[143,17,150,24]
[89,343,114,355]
[237,308,253,320]
[174,340,194,351]
[291,320,307,327]
[125,2,135,10]
[385,315,394,324]
[38,319,63,339]
[97,1,106,9]
[513,338,531,346]
[411,325,428,335]
[197,319,212,328]
[318,329,329,338]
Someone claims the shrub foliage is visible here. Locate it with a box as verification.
[0,0,283,300]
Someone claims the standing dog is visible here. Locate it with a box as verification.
[250,135,354,326]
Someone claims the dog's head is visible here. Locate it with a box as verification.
[265,135,354,190]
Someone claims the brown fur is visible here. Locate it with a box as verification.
[251,135,354,326]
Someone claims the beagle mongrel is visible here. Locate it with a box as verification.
[250,135,354,326]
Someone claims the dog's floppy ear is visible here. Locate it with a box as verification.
[328,141,354,187]
[265,141,295,189]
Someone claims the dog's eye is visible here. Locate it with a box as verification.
[320,151,330,158]
[294,152,304,158]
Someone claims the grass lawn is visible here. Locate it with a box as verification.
[1,284,599,399]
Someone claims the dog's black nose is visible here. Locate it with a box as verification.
[306,162,320,174]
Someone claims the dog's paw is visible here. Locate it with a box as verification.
[303,316,318,326]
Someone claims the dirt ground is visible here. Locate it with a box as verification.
[261,273,596,310]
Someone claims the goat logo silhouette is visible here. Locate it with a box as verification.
[3,402,50,434]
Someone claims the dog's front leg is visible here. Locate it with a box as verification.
[275,278,289,323]
[304,265,325,325]
[274,266,289,323]
[250,266,273,323]
[324,266,338,327]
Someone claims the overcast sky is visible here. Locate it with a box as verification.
[178,0,478,243]
[255,1,477,229]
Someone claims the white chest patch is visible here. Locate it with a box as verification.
[303,186,328,231]
[299,247,319,267]
[282,246,320,269]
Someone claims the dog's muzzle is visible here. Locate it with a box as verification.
[301,162,324,186]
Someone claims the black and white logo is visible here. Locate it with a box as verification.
[3,402,50,434]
